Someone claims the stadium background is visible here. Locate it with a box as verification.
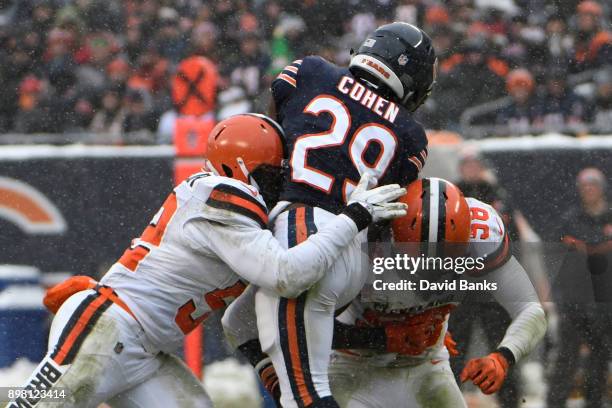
[0,0,610,407]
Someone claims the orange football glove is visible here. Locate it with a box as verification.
[43,275,98,314]
[444,331,459,357]
[385,308,449,355]
[460,352,509,394]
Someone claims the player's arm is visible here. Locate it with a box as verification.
[220,286,282,404]
[269,59,303,121]
[398,123,428,186]
[185,175,407,298]
[459,255,547,395]
[486,256,547,363]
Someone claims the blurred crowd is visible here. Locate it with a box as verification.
[0,0,610,141]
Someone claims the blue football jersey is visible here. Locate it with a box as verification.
[272,56,428,213]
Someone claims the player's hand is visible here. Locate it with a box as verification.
[43,275,98,314]
[347,173,407,225]
[460,352,509,394]
[444,331,459,357]
[384,308,448,355]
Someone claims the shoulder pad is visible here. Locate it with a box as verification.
[179,172,268,228]
[466,197,511,275]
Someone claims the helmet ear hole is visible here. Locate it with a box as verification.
[221,164,233,177]
[411,217,417,230]
[450,219,456,231]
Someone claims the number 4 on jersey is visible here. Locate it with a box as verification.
[118,193,178,271]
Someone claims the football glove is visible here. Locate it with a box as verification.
[43,275,98,314]
[384,307,450,355]
[460,352,509,395]
[444,331,460,357]
[345,173,407,229]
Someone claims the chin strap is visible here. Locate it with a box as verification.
[204,159,219,175]
[236,157,260,190]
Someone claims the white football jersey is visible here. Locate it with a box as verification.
[101,172,263,352]
[102,172,360,353]
[336,197,510,365]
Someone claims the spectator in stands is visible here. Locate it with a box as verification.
[436,38,507,129]
[547,167,612,408]
[533,68,589,132]
[122,88,156,135]
[544,14,574,68]
[0,0,607,139]
[496,68,538,134]
[13,75,53,133]
[89,86,126,137]
[189,22,218,62]
[155,7,188,64]
[105,58,130,95]
[589,68,612,133]
[570,1,611,73]
[230,32,271,100]
[76,32,118,91]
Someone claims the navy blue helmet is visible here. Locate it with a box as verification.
[350,22,437,112]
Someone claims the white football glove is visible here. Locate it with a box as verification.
[346,173,408,224]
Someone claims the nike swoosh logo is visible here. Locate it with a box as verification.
[431,359,443,365]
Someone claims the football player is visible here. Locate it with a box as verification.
[253,22,437,407]
[8,114,407,408]
[326,178,547,407]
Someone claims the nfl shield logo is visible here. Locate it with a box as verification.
[398,54,409,66]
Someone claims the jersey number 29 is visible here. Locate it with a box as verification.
[290,95,397,201]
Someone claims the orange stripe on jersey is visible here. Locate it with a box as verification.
[295,207,308,245]
[278,73,297,87]
[286,298,313,406]
[285,65,299,74]
[207,185,268,228]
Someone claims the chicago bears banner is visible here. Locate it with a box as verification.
[0,146,175,276]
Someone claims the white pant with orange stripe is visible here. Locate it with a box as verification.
[255,205,368,408]
[7,289,211,408]
[328,353,466,408]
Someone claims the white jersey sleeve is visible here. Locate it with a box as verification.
[466,197,511,275]
[486,256,547,362]
[182,175,361,298]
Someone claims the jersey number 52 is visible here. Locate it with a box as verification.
[290,95,398,201]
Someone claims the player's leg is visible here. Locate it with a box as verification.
[107,353,212,408]
[330,356,466,408]
[546,304,582,407]
[221,284,259,350]
[406,360,467,408]
[328,353,376,408]
[10,289,157,408]
[583,308,611,407]
[256,206,366,407]
[256,269,340,406]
